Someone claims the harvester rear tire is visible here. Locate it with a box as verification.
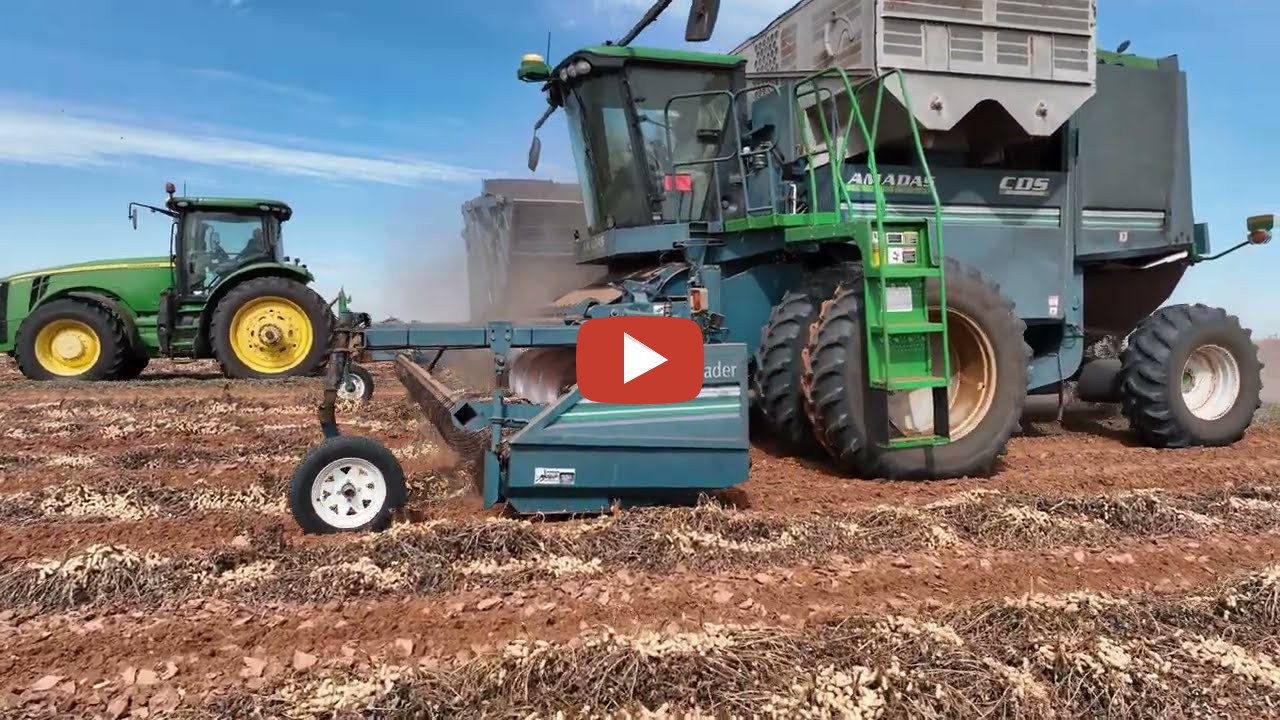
[289,435,406,534]
[804,258,1030,479]
[753,263,857,456]
[210,276,332,380]
[14,298,129,382]
[1119,303,1262,448]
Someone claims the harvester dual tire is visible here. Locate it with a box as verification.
[210,276,332,380]
[753,262,858,455]
[14,298,129,382]
[1119,303,1262,448]
[803,258,1030,479]
[289,435,407,534]
[337,363,375,404]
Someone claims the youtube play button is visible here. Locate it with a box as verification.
[577,317,704,404]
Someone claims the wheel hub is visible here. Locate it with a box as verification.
[259,324,284,346]
[51,332,87,361]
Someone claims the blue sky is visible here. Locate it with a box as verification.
[0,0,1276,334]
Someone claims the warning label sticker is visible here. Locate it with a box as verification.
[534,468,576,486]
[885,286,913,313]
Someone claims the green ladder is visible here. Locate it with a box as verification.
[793,68,952,450]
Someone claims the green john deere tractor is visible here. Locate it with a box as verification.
[0,183,333,381]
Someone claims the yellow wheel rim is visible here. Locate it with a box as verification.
[228,295,314,374]
[34,319,102,377]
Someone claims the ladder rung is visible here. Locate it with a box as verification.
[882,434,950,449]
[868,266,943,279]
[877,375,949,391]
[870,321,945,335]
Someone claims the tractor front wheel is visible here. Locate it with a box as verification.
[14,299,128,381]
[289,435,407,534]
[210,276,332,380]
[802,258,1031,479]
[1119,303,1262,448]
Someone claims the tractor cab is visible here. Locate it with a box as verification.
[130,183,294,299]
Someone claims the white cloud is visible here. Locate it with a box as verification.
[0,105,495,186]
[188,67,333,105]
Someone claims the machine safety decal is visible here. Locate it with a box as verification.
[885,286,913,313]
[534,467,577,486]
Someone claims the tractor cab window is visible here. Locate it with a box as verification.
[181,211,275,294]
[563,63,735,233]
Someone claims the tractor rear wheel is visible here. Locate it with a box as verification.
[14,299,128,381]
[753,263,857,455]
[803,258,1030,479]
[210,276,332,380]
[116,352,151,381]
[1119,303,1262,448]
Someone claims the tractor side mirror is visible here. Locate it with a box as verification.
[1247,214,1274,244]
[528,134,542,173]
[685,0,719,42]
[129,206,138,230]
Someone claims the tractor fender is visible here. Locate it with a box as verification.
[57,290,142,348]
[195,262,316,357]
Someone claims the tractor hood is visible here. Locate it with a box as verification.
[1,256,171,283]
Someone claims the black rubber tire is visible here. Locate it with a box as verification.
[209,276,332,380]
[116,352,151,381]
[1119,303,1262,448]
[14,298,129,382]
[339,363,375,403]
[803,258,1031,479]
[288,435,407,534]
[753,263,856,456]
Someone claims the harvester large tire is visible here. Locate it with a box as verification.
[13,298,129,382]
[289,435,407,534]
[753,263,857,455]
[209,276,332,380]
[1119,303,1262,448]
[803,258,1030,479]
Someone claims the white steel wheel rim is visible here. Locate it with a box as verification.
[311,457,387,529]
[338,374,367,401]
[1181,344,1240,421]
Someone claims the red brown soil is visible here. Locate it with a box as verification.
[3,530,1277,696]
[3,353,1280,708]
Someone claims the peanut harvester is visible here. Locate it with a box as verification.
[288,0,1274,534]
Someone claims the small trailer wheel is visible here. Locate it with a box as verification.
[337,363,375,403]
[289,435,406,534]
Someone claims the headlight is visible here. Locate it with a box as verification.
[573,60,591,75]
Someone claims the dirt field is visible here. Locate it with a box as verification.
[3,353,1280,719]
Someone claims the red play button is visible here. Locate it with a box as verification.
[576,316,704,404]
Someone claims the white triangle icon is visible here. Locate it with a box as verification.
[622,332,668,384]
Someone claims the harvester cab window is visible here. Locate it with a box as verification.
[181,211,273,294]
[626,65,733,224]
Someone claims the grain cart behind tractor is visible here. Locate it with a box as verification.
[1,183,333,381]
[286,0,1273,534]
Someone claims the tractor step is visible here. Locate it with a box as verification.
[883,375,949,391]
[885,434,950,449]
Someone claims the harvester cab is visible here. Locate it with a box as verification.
[0,182,333,383]
[286,0,1273,536]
